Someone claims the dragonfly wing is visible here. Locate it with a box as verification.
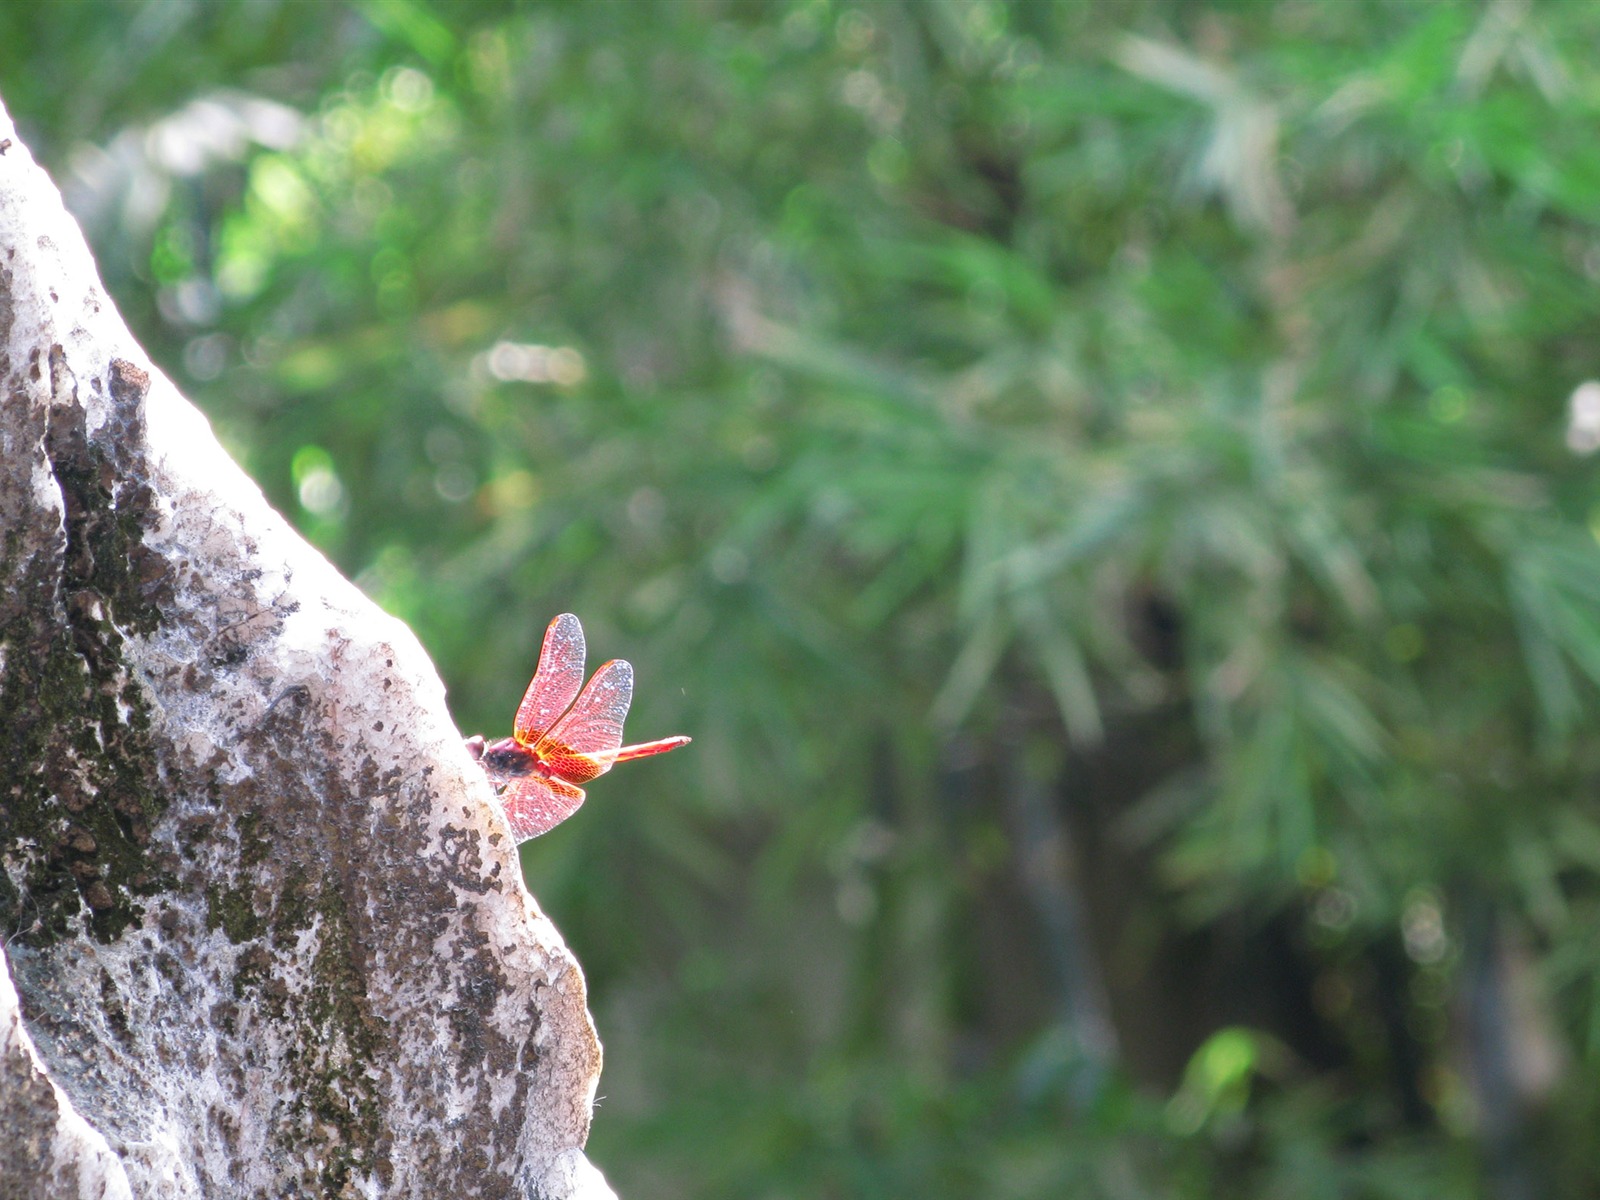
[499,774,587,842]
[514,613,586,744]
[537,658,633,784]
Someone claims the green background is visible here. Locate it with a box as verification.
[6,1,1600,1195]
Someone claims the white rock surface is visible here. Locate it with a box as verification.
[0,95,613,1199]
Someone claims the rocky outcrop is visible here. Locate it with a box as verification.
[0,95,612,1199]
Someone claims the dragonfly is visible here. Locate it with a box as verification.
[466,613,690,841]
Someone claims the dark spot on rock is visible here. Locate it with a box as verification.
[516,1028,541,1072]
[210,999,239,1037]
[63,824,97,854]
[211,642,249,669]
[106,358,150,408]
[130,543,166,587]
[234,943,273,997]
[99,969,132,1045]
[208,1106,240,1154]
[206,883,266,944]
[153,951,182,986]
[66,589,102,621]
[439,824,496,896]
[83,880,115,910]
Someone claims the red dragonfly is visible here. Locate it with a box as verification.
[466,613,690,841]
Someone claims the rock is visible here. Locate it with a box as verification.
[0,94,613,1199]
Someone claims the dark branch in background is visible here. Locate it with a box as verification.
[1007,755,1119,1104]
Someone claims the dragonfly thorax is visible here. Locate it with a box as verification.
[479,737,558,781]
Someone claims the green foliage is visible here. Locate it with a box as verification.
[9,1,1600,1194]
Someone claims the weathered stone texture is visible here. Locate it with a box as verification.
[0,96,611,1199]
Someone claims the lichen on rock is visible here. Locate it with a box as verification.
[0,94,613,1200]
